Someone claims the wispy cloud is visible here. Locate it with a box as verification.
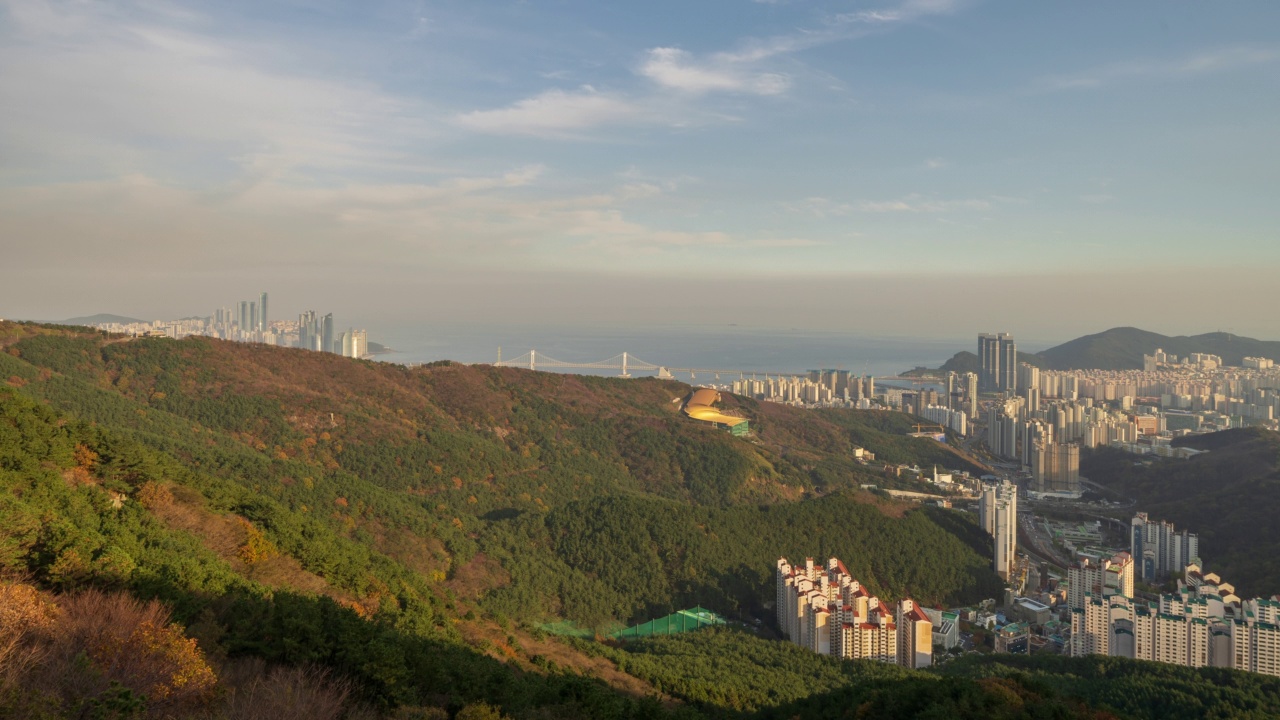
[639,47,790,95]
[854,194,992,213]
[786,192,998,216]
[0,0,434,183]
[831,0,963,26]
[784,197,855,218]
[456,0,961,136]
[454,87,645,136]
[746,237,831,248]
[788,192,998,211]
[1040,45,1278,91]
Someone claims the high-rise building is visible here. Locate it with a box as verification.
[340,328,369,359]
[1030,442,1080,495]
[980,480,1018,581]
[1070,563,1279,678]
[1067,553,1134,610]
[297,310,316,350]
[978,332,1018,393]
[259,292,268,332]
[965,372,979,416]
[897,598,934,669]
[978,333,1000,393]
[321,313,335,354]
[1000,334,1018,393]
[1131,513,1199,582]
[985,397,1023,459]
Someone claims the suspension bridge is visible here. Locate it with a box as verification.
[489,348,937,383]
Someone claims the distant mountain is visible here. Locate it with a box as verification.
[61,313,144,326]
[901,349,1043,377]
[905,327,1280,375]
[1037,327,1280,370]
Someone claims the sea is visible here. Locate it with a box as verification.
[365,322,1013,384]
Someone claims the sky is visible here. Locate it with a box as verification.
[1,0,1278,343]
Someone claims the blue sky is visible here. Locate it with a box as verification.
[1,0,1278,339]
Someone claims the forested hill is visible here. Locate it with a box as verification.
[1083,428,1280,597]
[0,322,997,612]
[4,319,1277,719]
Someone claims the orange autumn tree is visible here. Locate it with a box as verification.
[61,590,218,715]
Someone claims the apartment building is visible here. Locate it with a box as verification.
[776,556,932,668]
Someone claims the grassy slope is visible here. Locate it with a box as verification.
[1082,429,1280,597]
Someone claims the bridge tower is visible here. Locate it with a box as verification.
[530,349,536,371]
[620,352,631,378]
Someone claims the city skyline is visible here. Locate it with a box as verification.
[2,1,1279,337]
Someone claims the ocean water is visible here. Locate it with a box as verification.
[368,322,977,380]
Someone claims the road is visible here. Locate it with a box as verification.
[1018,511,1073,568]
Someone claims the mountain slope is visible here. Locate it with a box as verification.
[0,321,1000,629]
[1082,428,1280,596]
[4,319,1275,719]
[1037,327,1280,370]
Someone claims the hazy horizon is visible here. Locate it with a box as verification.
[8,267,1278,347]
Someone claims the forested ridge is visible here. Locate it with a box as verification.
[1083,429,1280,598]
[0,320,1000,628]
[3,320,1273,719]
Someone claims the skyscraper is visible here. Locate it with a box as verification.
[321,313,335,353]
[297,310,316,349]
[978,332,1018,393]
[978,333,1000,392]
[259,292,268,332]
[1001,334,1018,393]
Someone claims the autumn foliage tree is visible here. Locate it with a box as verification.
[0,583,218,719]
[61,589,217,716]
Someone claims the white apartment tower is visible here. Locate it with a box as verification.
[979,481,1018,581]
